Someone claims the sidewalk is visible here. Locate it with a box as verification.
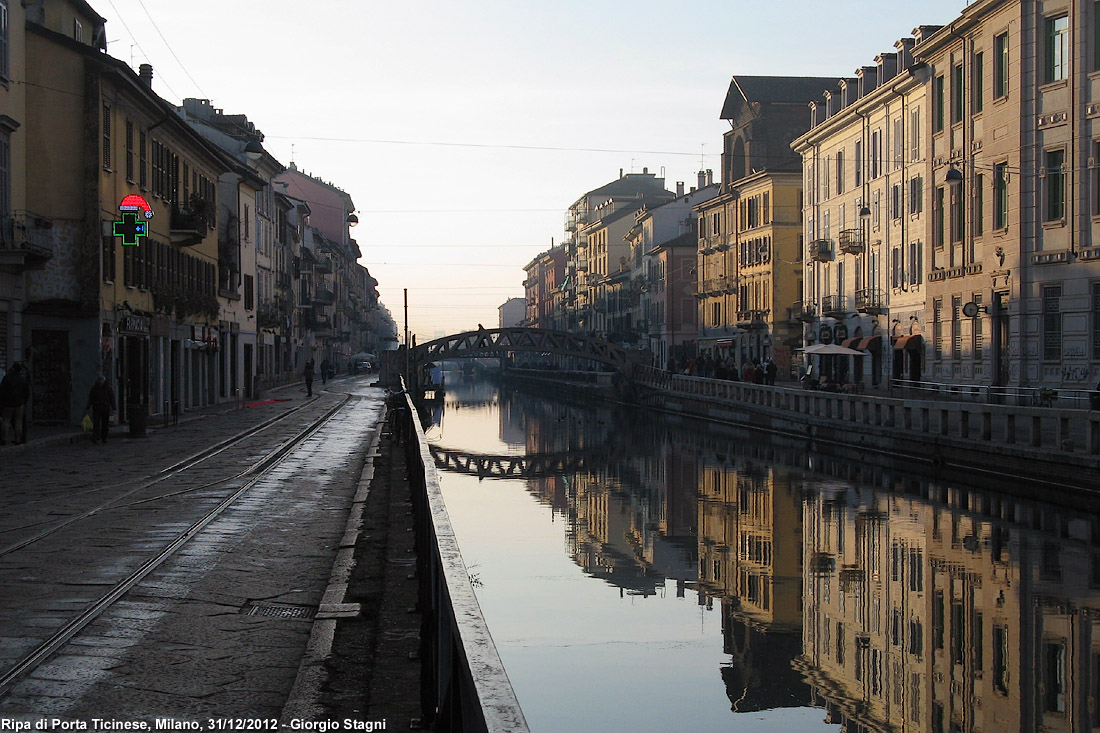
[0,375,350,456]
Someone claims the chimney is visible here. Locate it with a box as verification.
[698,170,707,190]
[642,166,648,175]
[676,181,685,197]
[138,63,153,88]
[619,168,624,178]
[705,169,713,186]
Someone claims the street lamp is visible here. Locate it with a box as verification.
[945,164,963,185]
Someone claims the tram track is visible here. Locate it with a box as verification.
[0,395,339,556]
[0,394,352,700]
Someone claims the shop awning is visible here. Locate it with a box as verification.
[857,335,881,351]
[841,337,861,350]
[893,334,924,351]
[715,338,733,347]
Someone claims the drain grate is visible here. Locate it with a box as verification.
[239,602,316,620]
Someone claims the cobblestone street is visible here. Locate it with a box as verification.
[0,376,390,723]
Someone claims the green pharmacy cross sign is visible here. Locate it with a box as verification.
[113,194,154,246]
[112,212,147,245]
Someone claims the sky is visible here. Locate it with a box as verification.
[95,0,971,343]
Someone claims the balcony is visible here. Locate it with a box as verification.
[312,317,333,336]
[736,309,769,328]
[313,257,333,274]
[0,211,56,273]
[809,238,835,262]
[790,301,816,323]
[821,294,848,317]
[170,205,209,246]
[313,287,335,305]
[576,259,588,271]
[298,291,313,308]
[855,288,886,315]
[837,228,864,255]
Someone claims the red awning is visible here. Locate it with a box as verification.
[893,334,924,350]
[857,335,882,351]
[841,337,861,350]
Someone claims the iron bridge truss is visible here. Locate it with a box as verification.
[411,327,634,371]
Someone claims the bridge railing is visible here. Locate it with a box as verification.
[398,384,530,733]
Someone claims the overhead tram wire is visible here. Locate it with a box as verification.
[102,0,183,103]
[134,0,209,99]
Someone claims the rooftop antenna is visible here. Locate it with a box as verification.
[699,143,706,171]
[631,158,636,173]
[290,143,296,165]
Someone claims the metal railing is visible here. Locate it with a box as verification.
[631,366,1100,460]
[398,385,530,732]
[821,294,848,317]
[890,379,1098,408]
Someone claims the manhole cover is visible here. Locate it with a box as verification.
[240,602,316,620]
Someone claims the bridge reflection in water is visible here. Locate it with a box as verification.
[428,372,1100,732]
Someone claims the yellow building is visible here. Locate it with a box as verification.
[24,6,235,425]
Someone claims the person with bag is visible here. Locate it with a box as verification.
[85,375,116,444]
[0,362,29,445]
[304,360,315,397]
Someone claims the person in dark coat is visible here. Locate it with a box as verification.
[320,358,331,385]
[0,363,30,445]
[765,359,778,386]
[304,360,315,397]
[753,361,765,384]
[85,375,116,444]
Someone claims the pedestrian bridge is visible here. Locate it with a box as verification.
[428,444,643,479]
[411,327,636,371]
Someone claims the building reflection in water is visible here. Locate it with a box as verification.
[436,380,1100,730]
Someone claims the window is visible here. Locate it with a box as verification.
[909,176,923,215]
[994,33,1009,98]
[993,626,1009,694]
[934,298,943,360]
[1092,282,1100,359]
[125,120,134,182]
[824,157,831,199]
[909,549,923,591]
[892,118,903,170]
[892,247,901,288]
[909,241,922,285]
[73,18,83,43]
[871,130,882,179]
[1046,148,1065,221]
[0,1,9,79]
[102,104,111,169]
[933,187,945,247]
[909,107,921,161]
[836,150,844,194]
[952,296,962,359]
[994,162,1008,229]
[139,131,147,188]
[975,173,985,235]
[872,189,881,228]
[952,63,964,124]
[244,274,254,311]
[891,184,902,220]
[951,186,964,243]
[973,52,985,113]
[102,235,115,282]
[1046,15,1070,83]
[933,591,945,649]
[855,141,862,186]
[951,601,965,664]
[934,75,945,133]
[973,293,984,359]
[1045,641,1066,713]
[1044,285,1062,360]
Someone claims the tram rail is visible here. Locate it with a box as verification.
[0,395,351,699]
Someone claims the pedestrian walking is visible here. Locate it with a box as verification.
[304,360,315,397]
[742,362,755,384]
[765,359,778,386]
[0,363,30,445]
[753,361,765,385]
[85,375,116,444]
[320,358,331,386]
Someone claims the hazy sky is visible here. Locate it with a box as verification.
[96,0,969,341]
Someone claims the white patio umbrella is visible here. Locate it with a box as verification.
[802,343,865,356]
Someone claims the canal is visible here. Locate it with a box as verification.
[427,372,1100,732]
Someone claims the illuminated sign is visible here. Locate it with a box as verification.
[113,195,153,246]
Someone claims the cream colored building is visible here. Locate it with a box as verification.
[910,1,1100,393]
[793,38,932,386]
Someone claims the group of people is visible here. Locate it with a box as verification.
[666,355,778,385]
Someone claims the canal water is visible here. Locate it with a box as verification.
[428,373,1100,732]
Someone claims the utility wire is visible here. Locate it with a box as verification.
[134,0,209,99]
[264,134,722,158]
[102,0,182,103]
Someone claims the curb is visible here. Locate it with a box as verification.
[279,404,385,723]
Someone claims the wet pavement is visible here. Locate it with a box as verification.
[0,376,397,726]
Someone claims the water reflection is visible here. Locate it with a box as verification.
[431,374,1100,731]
